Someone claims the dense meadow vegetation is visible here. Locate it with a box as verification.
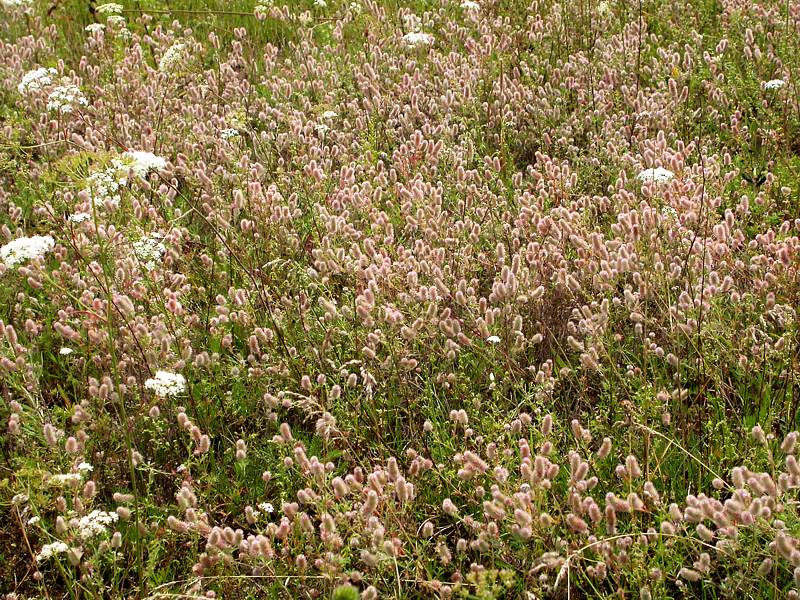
[1,0,800,597]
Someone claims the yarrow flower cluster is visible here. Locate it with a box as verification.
[220,128,240,140]
[36,541,69,562]
[0,235,55,268]
[85,23,106,33]
[46,84,88,113]
[18,67,56,94]
[144,370,187,398]
[637,167,675,183]
[320,110,338,120]
[76,510,118,540]
[460,0,480,10]
[132,234,166,270]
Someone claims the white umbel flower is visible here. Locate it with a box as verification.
[144,370,187,398]
[486,335,501,344]
[159,42,187,73]
[36,541,69,562]
[132,234,166,270]
[86,167,124,208]
[403,32,435,47]
[47,84,88,113]
[121,151,167,178]
[49,473,84,486]
[85,23,106,33]
[12,493,29,505]
[2,0,33,9]
[96,2,123,14]
[637,167,674,184]
[220,128,240,140]
[18,67,57,94]
[460,0,480,10]
[320,110,338,120]
[76,510,118,539]
[68,212,92,224]
[105,14,126,27]
[59,347,74,355]
[764,79,786,90]
[1,235,55,267]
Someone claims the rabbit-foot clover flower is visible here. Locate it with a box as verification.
[144,371,187,398]
[1,235,55,268]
